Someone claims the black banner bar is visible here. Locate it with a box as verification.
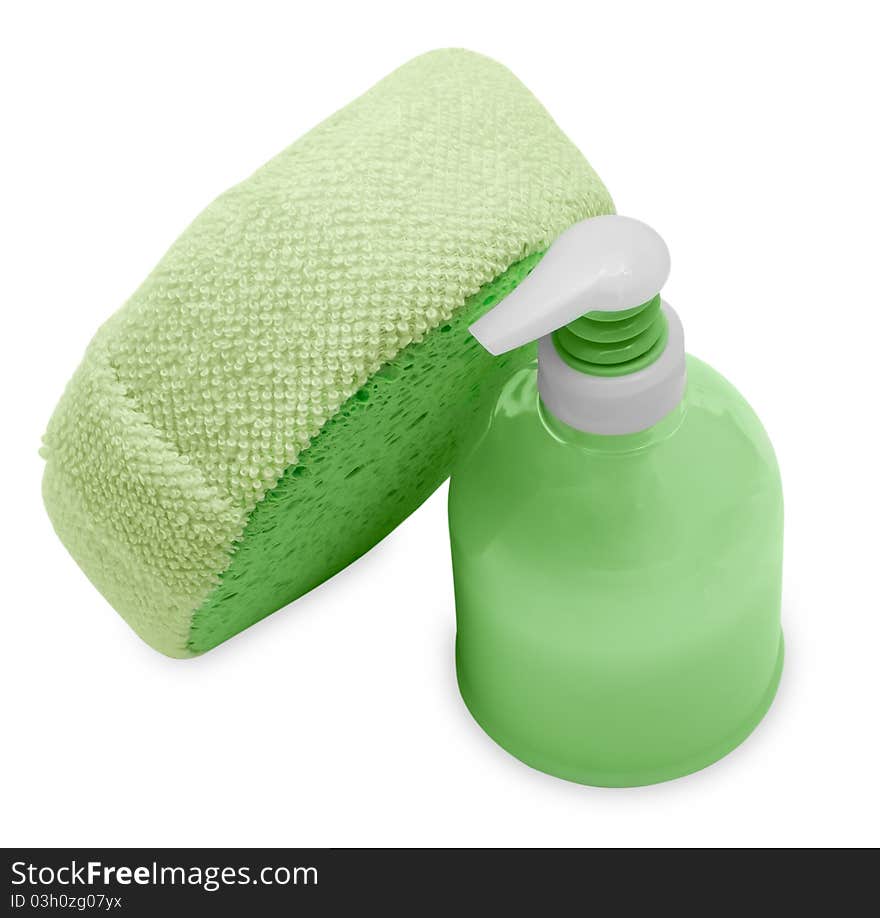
[3,848,872,916]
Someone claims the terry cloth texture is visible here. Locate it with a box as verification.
[42,49,614,656]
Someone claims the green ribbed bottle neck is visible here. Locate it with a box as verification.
[551,294,668,377]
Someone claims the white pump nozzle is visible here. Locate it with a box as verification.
[469,215,686,435]
[470,215,671,355]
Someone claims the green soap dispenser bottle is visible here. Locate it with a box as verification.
[448,216,783,787]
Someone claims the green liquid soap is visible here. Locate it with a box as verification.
[450,216,783,786]
[449,358,782,786]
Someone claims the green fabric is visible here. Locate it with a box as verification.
[187,254,542,653]
[42,49,613,656]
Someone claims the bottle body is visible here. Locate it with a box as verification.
[448,355,783,786]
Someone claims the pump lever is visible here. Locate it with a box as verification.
[469,215,671,356]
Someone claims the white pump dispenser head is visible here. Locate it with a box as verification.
[469,215,686,435]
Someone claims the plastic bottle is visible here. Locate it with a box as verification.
[448,216,783,786]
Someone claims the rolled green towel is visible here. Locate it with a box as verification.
[41,49,613,656]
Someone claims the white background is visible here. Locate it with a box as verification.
[2,1,878,848]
